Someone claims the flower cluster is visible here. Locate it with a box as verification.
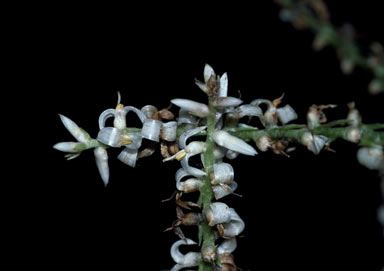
[53,64,383,271]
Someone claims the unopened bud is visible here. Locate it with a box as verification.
[256,135,272,152]
[346,127,361,143]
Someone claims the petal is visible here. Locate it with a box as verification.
[59,114,90,143]
[171,99,209,118]
[141,119,162,142]
[205,202,232,226]
[277,104,298,124]
[213,181,238,200]
[98,109,116,130]
[170,239,198,264]
[217,238,237,255]
[94,147,109,186]
[203,63,215,83]
[141,105,158,119]
[218,72,228,97]
[117,148,138,168]
[97,127,122,147]
[178,126,206,149]
[181,153,206,178]
[121,105,147,123]
[236,104,263,118]
[161,121,178,141]
[211,162,234,185]
[225,149,240,160]
[222,208,245,237]
[177,109,198,125]
[195,79,208,94]
[212,130,257,156]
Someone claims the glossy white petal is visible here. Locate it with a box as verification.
[97,127,122,147]
[218,72,228,97]
[121,132,142,150]
[94,147,109,186]
[179,126,206,149]
[217,238,237,255]
[181,153,206,178]
[59,114,89,143]
[203,63,215,83]
[161,121,178,141]
[177,109,198,125]
[121,105,147,123]
[98,109,116,130]
[213,182,238,200]
[211,162,234,185]
[170,239,200,267]
[195,79,208,94]
[222,208,245,238]
[141,119,162,142]
[117,148,138,168]
[277,104,298,124]
[141,105,158,119]
[171,99,209,118]
[205,202,232,226]
[53,142,84,153]
[236,104,263,118]
[176,177,203,193]
[212,130,257,156]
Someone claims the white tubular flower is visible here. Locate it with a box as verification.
[170,239,201,271]
[178,126,207,149]
[301,132,329,155]
[212,130,257,156]
[94,146,109,186]
[141,118,162,142]
[250,98,277,127]
[58,114,90,143]
[213,181,238,200]
[276,104,298,124]
[205,202,232,227]
[357,146,384,170]
[217,238,237,255]
[175,168,203,193]
[211,162,234,185]
[222,208,245,238]
[171,98,209,118]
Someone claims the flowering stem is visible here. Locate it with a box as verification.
[197,96,217,271]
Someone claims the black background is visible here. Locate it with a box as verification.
[20,1,384,270]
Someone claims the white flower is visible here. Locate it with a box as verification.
[212,130,257,156]
[357,146,384,170]
[301,132,329,155]
[205,202,232,226]
[94,146,109,186]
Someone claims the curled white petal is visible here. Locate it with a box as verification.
[177,109,198,125]
[141,105,158,119]
[161,121,178,141]
[177,177,203,193]
[121,105,147,123]
[213,97,243,108]
[98,109,116,130]
[59,114,89,143]
[218,72,228,97]
[222,208,245,238]
[357,147,384,170]
[171,99,209,118]
[53,142,84,153]
[217,238,237,255]
[213,182,238,200]
[212,130,257,156]
[181,153,206,178]
[205,202,232,226]
[185,141,206,155]
[97,127,122,147]
[203,63,215,83]
[277,104,298,124]
[179,126,207,149]
[301,132,328,155]
[94,147,109,186]
[170,239,200,268]
[211,162,234,185]
[236,104,263,118]
[250,98,273,108]
[141,119,162,142]
[117,148,138,168]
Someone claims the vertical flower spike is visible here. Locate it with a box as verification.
[213,181,238,200]
[59,114,90,143]
[212,130,258,156]
[94,146,109,186]
[170,239,201,271]
[171,99,209,118]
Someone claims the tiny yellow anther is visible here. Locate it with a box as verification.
[116,104,124,111]
[175,150,187,161]
[121,140,133,145]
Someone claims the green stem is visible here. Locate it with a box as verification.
[197,96,217,271]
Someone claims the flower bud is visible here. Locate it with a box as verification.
[59,114,89,143]
[212,130,257,156]
[171,98,209,118]
[94,147,109,186]
[213,97,243,108]
[53,142,86,153]
[346,127,361,143]
[357,147,384,170]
